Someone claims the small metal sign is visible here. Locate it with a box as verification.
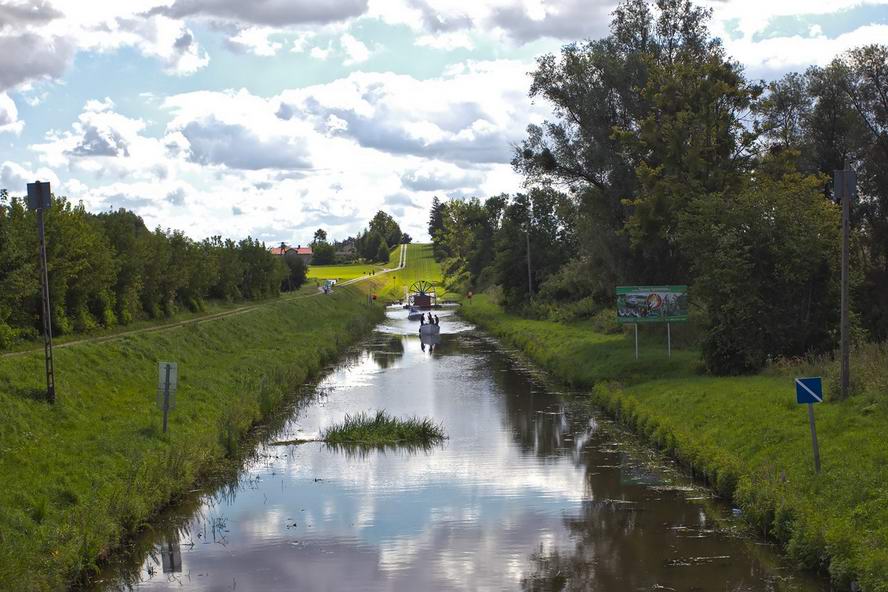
[26,181,52,211]
[795,376,823,473]
[156,361,178,413]
[795,377,823,404]
[158,361,178,390]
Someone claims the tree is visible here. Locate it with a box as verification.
[282,252,308,291]
[679,164,840,373]
[359,230,388,262]
[313,228,327,243]
[492,189,574,308]
[369,211,402,246]
[754,72,814,168]
[429,196,447,259]
[311,241,336,265]
[375,239,391,263]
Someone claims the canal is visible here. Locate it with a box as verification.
[90,306,829,591]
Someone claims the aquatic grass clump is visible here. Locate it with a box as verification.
[320,410,446,446]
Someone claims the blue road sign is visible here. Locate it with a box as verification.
[795,377,823,404]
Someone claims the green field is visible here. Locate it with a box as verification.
[0,276,391,591]
[306,260,392,282]
[461,295,888,592]
[378,243,454,301]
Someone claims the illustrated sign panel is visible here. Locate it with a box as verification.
[616,286,688,323]
[795,377,823,404]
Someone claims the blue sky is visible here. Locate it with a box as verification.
[1,0,887,243]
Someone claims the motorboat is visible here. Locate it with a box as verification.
[407,307,425,320]
[419,323,440,336]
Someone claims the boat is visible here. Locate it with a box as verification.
[407,307,425,320]
[419,324,440,336]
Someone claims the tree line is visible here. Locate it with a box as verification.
[430,0,888,374]
[0,192,305,348]
[313,211,412,265]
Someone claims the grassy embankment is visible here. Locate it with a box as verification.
[0,275,392,591]
[460,295,888,592]
[309,244,456,302]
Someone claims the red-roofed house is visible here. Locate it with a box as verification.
[291,245,313,265]
[270,244,313,264]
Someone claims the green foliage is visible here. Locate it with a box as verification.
[680,167,841,373]
[281,252,307,292]
[0,195,295,349]
[311,241,336,265]
[368,210,403,247]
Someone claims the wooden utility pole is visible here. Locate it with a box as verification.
[835,167,855,399]
[525,227,532,297]
[525,203,533,298]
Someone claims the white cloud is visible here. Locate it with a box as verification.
[367,0,615,44]
[310,44,333,60]
[276,60,547,165]
[0,3,209,91]
[340,33,371,65]
[226,27,283,56]
[13,58,538,242]
[290,31,316,53]
[0,160,60,193]
[0,93,24,134]
[723,24,888,76]
[401,162,484,192]
[416,31,475,50]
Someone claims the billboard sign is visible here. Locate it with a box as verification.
[616,286,688,324]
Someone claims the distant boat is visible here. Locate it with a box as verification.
[419,324,440,336]
[407,307,425,320]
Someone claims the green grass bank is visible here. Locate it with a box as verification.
[461,295,888,592]
[0,278,389,591]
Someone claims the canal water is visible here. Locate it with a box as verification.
[91,306,829,591]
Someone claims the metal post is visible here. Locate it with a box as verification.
[162,363,171,433]
[807,403,821,473]
[525,225,533,298]
[37,208,56,404]
[634,323,639,360]
[667,322,671,359]
[838,168,852,399]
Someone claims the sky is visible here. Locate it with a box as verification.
[1,0,887,244]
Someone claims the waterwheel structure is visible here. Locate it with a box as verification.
[408,280,437,309]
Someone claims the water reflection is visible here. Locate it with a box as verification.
[89,306,828,592]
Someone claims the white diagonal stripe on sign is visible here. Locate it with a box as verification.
[795,379,822,402]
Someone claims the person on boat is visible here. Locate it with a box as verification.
[434,315,440,326]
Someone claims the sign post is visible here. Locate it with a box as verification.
[617,286,688,360]
[667,322,671,358]
[634,323,639,360]
[26,181,55,404]
[795,377,823,473]
[157,362,178,433]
